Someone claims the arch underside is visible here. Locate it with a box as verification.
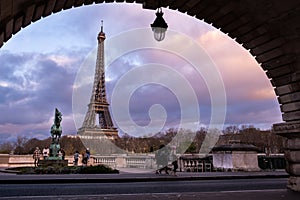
[1,0,300,191]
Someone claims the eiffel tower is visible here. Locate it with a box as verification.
[77,21,118,139]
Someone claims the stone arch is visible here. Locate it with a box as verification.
[1,0,300,191]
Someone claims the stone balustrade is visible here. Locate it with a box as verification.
[179,154,213,172]
[0,153,285,173]
[91,154,156,169]
[0,154,157,169]
[91,156,116,168]
[0,154,35,167]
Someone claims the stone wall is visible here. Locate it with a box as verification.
[213,151,260,171]
[0,154,74,168]
[0,154,9,167]
[1,154,34,168]
[213,153,233,170]
[232,151,260,171]
[0,154,156,169]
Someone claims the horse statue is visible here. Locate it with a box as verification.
[50,108,62,144]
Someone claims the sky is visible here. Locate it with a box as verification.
[0,3,282,143]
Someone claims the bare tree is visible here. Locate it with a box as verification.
[13,136,29,154]
[223,125,239,134]
[0,141,14,154]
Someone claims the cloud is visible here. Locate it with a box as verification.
[0,49,83,142]
[0,4,282,143]
[226,99,281,125]
[196,29,281,124]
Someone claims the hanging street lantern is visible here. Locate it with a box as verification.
[150,8,168,42]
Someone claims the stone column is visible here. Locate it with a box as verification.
[273,122,300,192]
[115,155,126,168]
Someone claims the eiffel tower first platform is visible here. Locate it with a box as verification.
[77,21,118,140]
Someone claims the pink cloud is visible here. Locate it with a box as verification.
[197,30,276,101]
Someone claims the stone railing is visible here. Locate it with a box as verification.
[0,153,210,170]
[180,159,212,172]
[91,156,117,168]
[0,154,74,168]
[179,154,213,172]
[0,154,35,168]
[5,153,284,172]
[126,155,156,169]
[91,154,156,169]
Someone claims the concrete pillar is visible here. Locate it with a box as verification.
[115,155,126,168]
[273,122,300,192]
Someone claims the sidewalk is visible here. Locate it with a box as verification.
[0,167,289,184]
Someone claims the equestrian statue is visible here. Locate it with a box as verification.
[49,108,63,158]
[51,108,62,144]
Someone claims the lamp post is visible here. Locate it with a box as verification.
[151,8,168,42]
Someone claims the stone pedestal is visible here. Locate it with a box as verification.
[49,143,60,157]
[39,159,68,167]
[273,122,300,192]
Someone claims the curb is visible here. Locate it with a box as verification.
[1,174,289,184]
[0,169,19,174]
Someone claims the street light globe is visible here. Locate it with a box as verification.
[151,27,167,42]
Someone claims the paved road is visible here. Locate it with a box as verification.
[0,170,298,199]
[1,178,298,199]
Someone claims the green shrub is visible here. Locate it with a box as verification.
[7,165,119,174]
[79,165,119,174]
